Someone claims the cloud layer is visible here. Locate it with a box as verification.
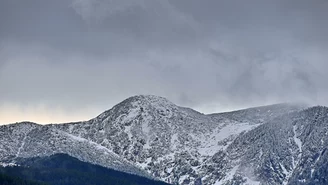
[1,0,328,124]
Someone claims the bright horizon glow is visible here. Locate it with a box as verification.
[0,103,100,125]
[0,98,292,125]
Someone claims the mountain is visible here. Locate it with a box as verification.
[1,95,319,185]
[0,153,170,185]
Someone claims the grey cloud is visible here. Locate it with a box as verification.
[0,0,328,124]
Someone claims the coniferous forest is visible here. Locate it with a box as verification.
[0,154,170,185]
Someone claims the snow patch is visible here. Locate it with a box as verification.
[259,148,263,159]
[311,169,315,178]
[198,122,260,156]
[0,162,18,167]
[293,125,302,153]
[68,124,74,133]
[122,108,140,123]
[179,175,189,184]
[280,163,292,185]
[171,134,178,150]
[216,165,239,184]
[16,134,28,157]
[244,176,261,185]
[59,130,124,162]
[138,157,152,168]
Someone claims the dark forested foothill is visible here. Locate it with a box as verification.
[0,172,47,185]
[0,154,170,185]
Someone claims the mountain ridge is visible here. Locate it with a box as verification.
[2,95,324,185]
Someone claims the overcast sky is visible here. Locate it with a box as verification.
[1,0,328,124]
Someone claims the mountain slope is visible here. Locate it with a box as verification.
[0,121,148,177]
[0,95,308,184]
[216,106,328,185]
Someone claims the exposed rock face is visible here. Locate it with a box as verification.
[3,95,324,185]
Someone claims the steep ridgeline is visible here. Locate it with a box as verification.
[209,103,304,125]
[0,121,148,177]
[0,95,309,184]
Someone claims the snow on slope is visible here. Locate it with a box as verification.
[0,95,308,184]
[198,122,261,156]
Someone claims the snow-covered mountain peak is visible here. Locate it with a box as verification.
[96,95,179,122]
[121,95,177,110]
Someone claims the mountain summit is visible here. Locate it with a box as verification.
[2,95,324,185]
[96,95,180,123]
